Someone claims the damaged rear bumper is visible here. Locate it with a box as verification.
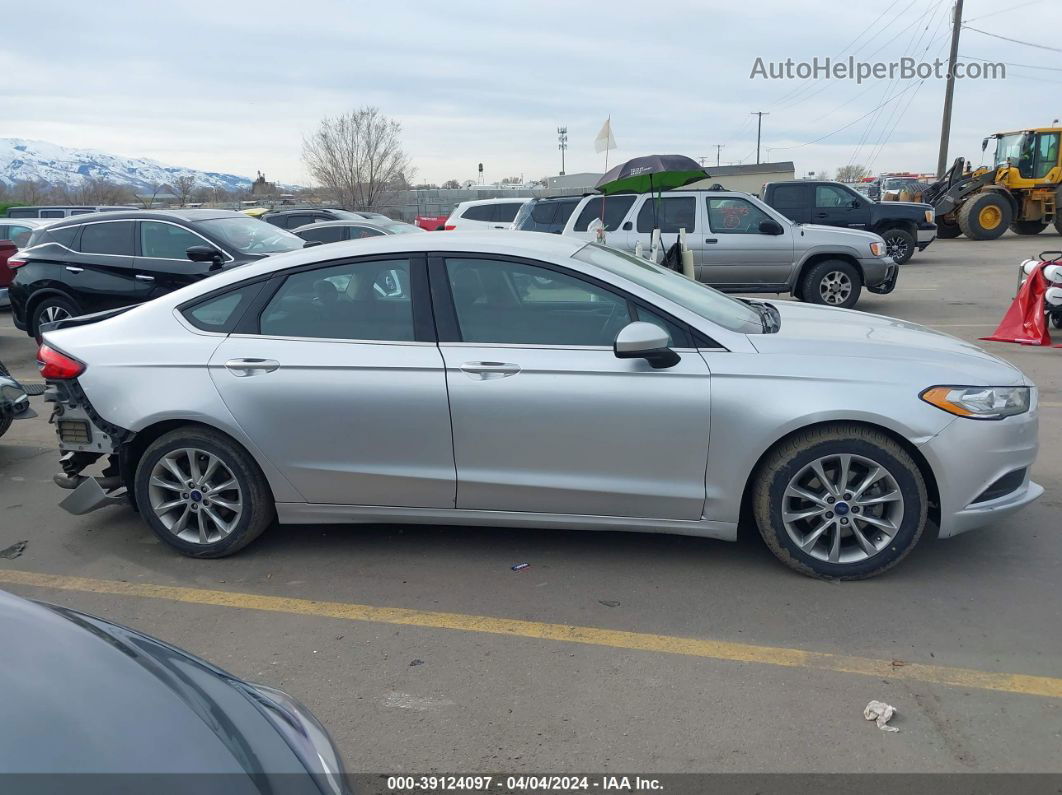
[45,381,133,514]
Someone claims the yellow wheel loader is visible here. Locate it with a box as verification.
[925,127,1061,240]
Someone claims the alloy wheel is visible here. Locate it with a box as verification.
[147,448,243,545]
[884,235,909,261]
[781,453,904,564]
[41,305,72,324]
[818,271,853,305]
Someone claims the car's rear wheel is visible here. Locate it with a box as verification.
[31,296,80,341]
[1010,220,1047,236]
[880,228,915,264]
[799,260,862,309]
[752,424,928,579]
[134,427,274,558]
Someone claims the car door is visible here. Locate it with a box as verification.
[812,184,871,229]
[699,196,795,286]
[618,195,699,261]
[207,255,456,507]
[489,202,523,229]
[133,220,223,301]
[65,220,139,311]
[433,255,711,520]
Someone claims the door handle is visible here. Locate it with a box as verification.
[135,274,155,282]
[815,212,828,218]
[705,238,718,244]
[460,361,520,380]
[224,358,280,377]
[65,266,83,273]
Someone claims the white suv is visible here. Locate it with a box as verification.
[444,198,529,231]
[514,190,897,309]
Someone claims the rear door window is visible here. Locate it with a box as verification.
[79,221,135,255]
[348,225,386,239]
[462,205,495,222]
[573,196,636,231]
[298,225,347,244]
[491,203,522,223]
[636,197,697,233]
[770,185,807,209]
[39,210,65,218]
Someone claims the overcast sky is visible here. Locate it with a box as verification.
[4,0,1060,185]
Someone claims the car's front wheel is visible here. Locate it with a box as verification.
[752,423,928,579]
[880,228,915,264]
[134,427,275,558]
[799,260,862,309]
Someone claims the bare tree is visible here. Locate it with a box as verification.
[170,175,198,207]
[302,107,412,211]
[833,165,868,183]
[14,180,52,204]
[137,183,163,208]
[500,176,522,185]
[441,179,461,189]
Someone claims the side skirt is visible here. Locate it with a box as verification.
[274,504,738,542]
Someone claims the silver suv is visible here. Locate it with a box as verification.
[514,190,897,309]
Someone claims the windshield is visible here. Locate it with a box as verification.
[198,217,305,255]
[573,243,763,334]
[994,133,1027,169]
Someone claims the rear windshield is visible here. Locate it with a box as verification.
[198,217,305,255]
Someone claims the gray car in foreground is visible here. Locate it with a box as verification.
[39,233,1040,579]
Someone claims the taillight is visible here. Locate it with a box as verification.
[443,225,456,231]
[7,257,27,269]
[37,344,85,380]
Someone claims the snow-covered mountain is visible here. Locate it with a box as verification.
[0,138,255,193]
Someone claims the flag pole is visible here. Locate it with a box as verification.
[599,115,610,231]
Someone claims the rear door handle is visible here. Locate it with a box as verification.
[460,361,521,380]
[135,274,155,282]
[815,212,828,218]
[705,238,718,244]
[65,266,83,273]
[224,358,280,377]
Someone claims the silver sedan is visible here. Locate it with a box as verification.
[39,233,1041,579]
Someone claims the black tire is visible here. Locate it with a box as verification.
[0,360,9,376]
[752,423,928,580]
[31,295,80,341]
[936,221,962,239]
[0,361,12,437]
[957,193,1012,240]
[1010,220,1047,236]
[1051,311,1062,330]
[799,260,862,309]
[134,427,275,558]
[879,228,915,264]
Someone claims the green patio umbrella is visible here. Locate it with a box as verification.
[594,154,709,230]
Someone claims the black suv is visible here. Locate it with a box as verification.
[262,208,389,229]
[9,210,305,337]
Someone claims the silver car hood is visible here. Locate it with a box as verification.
[749,301,1024,385]
[795,223,883,245]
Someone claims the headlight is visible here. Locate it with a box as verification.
[243,683,348,794]
[870,241,884,256]
[920,385,1031,420]
[925,209,935,223]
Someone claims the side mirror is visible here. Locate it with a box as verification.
[614,321,680,369]
[302,240,323,248]
[758,220,784,235]
[622,221,633,231]
[186,245,224,266]
[850,199,861,208]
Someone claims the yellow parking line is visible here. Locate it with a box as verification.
[1,568,1060,700]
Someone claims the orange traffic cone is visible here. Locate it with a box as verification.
[981,262,1054,346]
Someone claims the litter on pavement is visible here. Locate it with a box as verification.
[511,563,530,571]
[864,700,899,732]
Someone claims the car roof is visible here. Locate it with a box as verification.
[200,231,585,286]
[457,198,530,207]
[45,209,250,227]
[292,219,399,231]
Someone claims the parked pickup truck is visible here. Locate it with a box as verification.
[515,190,898,309]
[761,180,936,265]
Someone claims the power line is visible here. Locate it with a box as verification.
[963,0,1040,23]
[959,52,1062,71]
[961,25,1062,53]
[768,81,922,152]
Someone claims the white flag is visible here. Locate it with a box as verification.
[594,119,617,153]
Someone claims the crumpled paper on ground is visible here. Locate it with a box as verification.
[864,700,899,732]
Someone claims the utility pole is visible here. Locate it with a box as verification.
[714,144,724,167]
[557,127,568,176]
[751,112,769,164]
[936,0,964,178]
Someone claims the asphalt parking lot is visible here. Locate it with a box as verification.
[2,231,1061,775]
